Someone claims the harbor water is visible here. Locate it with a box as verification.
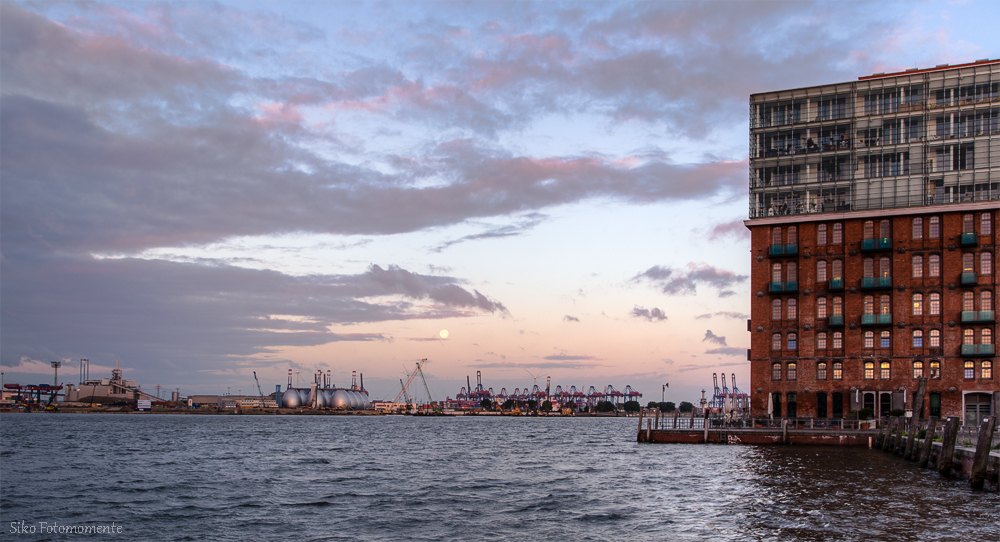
[2,414,997,541]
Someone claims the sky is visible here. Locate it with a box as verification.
[2,0,998,404]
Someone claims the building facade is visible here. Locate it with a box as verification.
[746,59,999,425]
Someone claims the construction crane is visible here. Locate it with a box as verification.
[391,358,429,406]
[398,378,410,405]
[415,359,433,405]
[253,371,265,405]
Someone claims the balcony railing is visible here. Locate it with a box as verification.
[961,310,995,323]
[860,277,892,289]
[828,315,844,326]
[960,273,978,285]
[768,244,799,257]
[769,281,798,293]
[861,238,892,251]
[861,314,892,326]
[961,344,995,356]
[959,232,978,246]
[829,278,844,291]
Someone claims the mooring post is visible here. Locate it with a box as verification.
[904,418,919,461]
[938,416,960,478]
[673,410,679,429]
[782,418,789,444]
[875,417,887,448]
[703,420,709,443]
[918,416,938,469]
[647,418,653,443]
[689,408,695,429]
[970,415,997,490]
[881,417,893,452]
[893,417,906,455]
[637,407,645,442]
[655,409,661,430]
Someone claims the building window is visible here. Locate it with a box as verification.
[913,330,924,348]
[983,361,993,379]
[912,217,923,239]
[864,258,874,278]
[964,291,975,311]
[880,330,891,349]
[929,216,940,239]
[787,299,797,320]
[913,255,923,278]
[772,262,782,282]
[772,227,782,246]
[787,362,797,381]
[963,252,975,273]
[787,262,797,283]
[832,259,843,281]
[864,295,874,315]
[788,333,798,350]
[983,213,993,236]
[929,255,940,277]
[965,360,975,379]
[864,220,874,240]
[818,224,827,245]
[817,260,827,282]
[832,331,843,349]
[983,291,994,311]
[817,361,828,380]
[832,223,843,244]
[964,328,975,345]
[817,297,828,318]
[817,332,828,350]
[879,220,890,239]
[832,296,843,317]
[982,252,993,275]
[772,333,782,350]
[880,295,891,315]
[772,299,782,320]
[913,361,924,379]
[880,361,891,380]
[929,293,941,316]
[913,293,924,316]
[929,360,941,379]
[788,226,797,246]
[963,213,974,234]
[864,361,875,379]
[833,361,843,380]
[929,329,941,348]
[879,257,890,278]
[983,328,993,345]
[772,362,782,380]
[864,331,875,348]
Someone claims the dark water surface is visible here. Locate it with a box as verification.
[2,414,997,541]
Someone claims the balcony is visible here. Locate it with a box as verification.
[769,281,798,293]
[961,344,995,356]
[861,238,892,252]
[829,278,844,291]
[959,233,978,246]
[860,276,892,289]
[960,273,978,285]
[768,244,799,257]
[961,310,996,323]
[828,315,844,326]
[861,314,892,326]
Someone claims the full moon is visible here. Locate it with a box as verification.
[439,329,449,339]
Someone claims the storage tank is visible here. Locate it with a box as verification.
[331,389,351,408]
[315,390,329,408]
[281,389,301,408]
[356,390,369,409]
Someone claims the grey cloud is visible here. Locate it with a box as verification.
[632,263,747,297]
[676,360,748,373]
[563,315,580,323]
[543,354,598,361]
[709,219,749,241]
[695,311,749,320]
[705,347,747,357]
[631,306,667,322]
[703,330,726,346]
[472,361,595,370]
[432,213,547,252]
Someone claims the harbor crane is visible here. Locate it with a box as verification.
[416,359,433,405]
[253,371,265,404]
[393,359,428,405]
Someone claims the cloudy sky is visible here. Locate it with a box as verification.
[2,0,997,402]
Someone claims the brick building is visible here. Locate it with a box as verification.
[745,60,999,425]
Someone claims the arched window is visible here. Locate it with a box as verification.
[864,331,875,348]
[913,361,924,379]
[787,262,797,282]
[929,293,941,315]
[864,258,875,278]
[964,329,975,345]
[832,332,843,349]
[817,332,828,349]
[864,295,874,315]
[983,361,993,379]
[913,255,923,278]
[787,362,798,381]
[982,252,993,275]
[964,360,975,379]
[880,330,891,348]
[963,213,975,234]
[913,329,924,347]
[772,262,782,282]
[788,226,797,245]
[912,217,923,239]
[879,257,891,277]
[817,361,828,380]
[788,333,798,350]
[772,299,782,320]
[913,293,924,316]
[832,296,843,316]
[929,216,940,238]
[983,213,993,236]
[817,260,828,282]
[783,299,795,320]
[832,223,843,244]
[772,227,782,246]
[772,333,782,350]
[832,259,843,280]
[880,361,890,380]
[879,219,890,239]
[879,295,891,315]
[983,291,993,312]
[929,329,941,348]
[982,328,992,345]
[832,361,843,380]
[929,254,940,277]
[864,361,875,379]
[929,360,941,379]
[864,220,874,240]
[963,253,974,273]
[772,362,782,380]
[964,291,975,311]
[818,224,828,245]
[817,297,828,318]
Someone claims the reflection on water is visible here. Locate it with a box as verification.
[1,414,996,541]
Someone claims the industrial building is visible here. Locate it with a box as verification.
[746,59,999,425]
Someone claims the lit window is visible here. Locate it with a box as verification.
[965,360,975,379]
[772,262,782,282]
[772,333,782,350]
[880,330,891,349]
[864,295,874,315]
[880,361,890,380]
[787,262,797,282]
[787,299,797,320]
[880,295,891,315]
[929,216,940,238]
[912,255,923,278]
[912,217,923,239]
[817,361,828,380]
[982,213,993,236]
[983,361,993,379]
[982,252,993,275]
[832,296,843,316]
[983,291,993,312]
[788,333,798,350]
[818,224,827,245]
[913,330,923,348]
[879,220,890,239]
[964,329,975,345]
[787,362,797,381]
[864,331,875,348]
[832,223,843,244]
[817,260,827,282]
[772,363,782,380]
[963,253,975,273]
[817,297,828,318]
[983,329,992,345]
[964,291,975,311]
[913,293,924,316]
[772,299,782,320]
[929,255,940,277]
[864,361,875,379]
[879,257,891,278]
[929,360,941,379]
[832,259,843,280]
[817,332,828,350]
[929,329,941,348]
[913,361,924,379]
[929,293,941,315]
[833,361,843,380]
[832,332,843,349]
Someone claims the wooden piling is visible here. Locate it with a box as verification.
[673,410,679,429]
[904,418,919,461]
[882,417,896,452]
[938,416,960,478]
[782,418,788,444]
[637,408,645,442]
[875,417,888,449]
[970,416,997,490]
[912,377,927,419]
[893,417,906,455]
[647,418,653,443]
[918,416,938,469]
[703,421,709,443]
[655,409,661,430]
